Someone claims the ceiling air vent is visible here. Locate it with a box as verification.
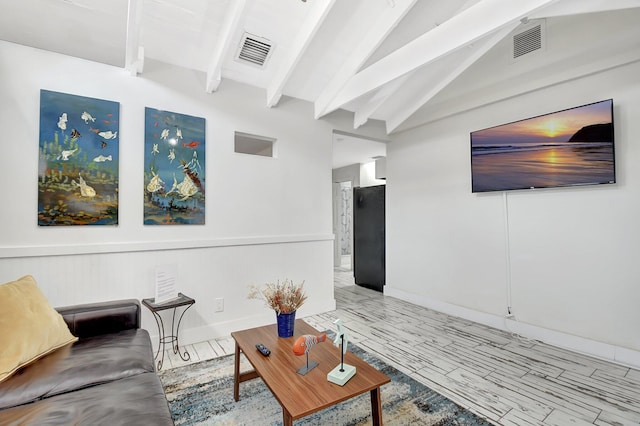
[235,32,273,68]
[512,21,545,59]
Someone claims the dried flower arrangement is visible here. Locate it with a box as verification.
[248,279,307,315]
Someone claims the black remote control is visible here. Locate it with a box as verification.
[256,343,270,357]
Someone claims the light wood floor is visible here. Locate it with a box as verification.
[161,270,640,425]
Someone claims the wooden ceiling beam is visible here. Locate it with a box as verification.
[313,0,418,119]
[353,74,410,129]
[266,0,336,108]
[206,0,247,93]
[322,0,560,117]
[124,0,144,76]
[530,0,640,19]
[385,22,518,133]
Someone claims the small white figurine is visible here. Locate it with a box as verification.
[327,318,356,386]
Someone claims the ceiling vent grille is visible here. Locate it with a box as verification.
[513,23,543,59]
[235,32,273,68]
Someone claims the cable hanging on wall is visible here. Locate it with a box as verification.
[502,191,513,317]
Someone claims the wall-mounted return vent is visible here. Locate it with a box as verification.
[235,32,273,68]
[513,21,545,59]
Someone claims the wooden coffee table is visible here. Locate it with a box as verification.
[232,319,390,425]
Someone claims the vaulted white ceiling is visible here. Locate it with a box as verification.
[1,0,639,136]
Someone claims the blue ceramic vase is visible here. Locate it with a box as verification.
[276,311,296,338]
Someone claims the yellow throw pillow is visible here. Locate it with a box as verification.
[0,275,78,383]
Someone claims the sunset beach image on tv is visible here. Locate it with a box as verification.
[471,99,615,193]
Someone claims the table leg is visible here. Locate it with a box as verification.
[171,304,194,361]
[283,409,293,426]
[233,341,241,402]
[371,387,383,426]
[150,311,166,370]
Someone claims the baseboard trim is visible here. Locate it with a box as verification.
[386,287,640,370]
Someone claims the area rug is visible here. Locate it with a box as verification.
[159,343,491,425]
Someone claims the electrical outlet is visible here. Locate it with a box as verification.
[215,298,224,312]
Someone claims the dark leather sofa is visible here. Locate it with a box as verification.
[0,299,174,425]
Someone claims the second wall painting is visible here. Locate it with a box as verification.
[144,107,206,225]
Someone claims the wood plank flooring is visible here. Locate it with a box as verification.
[161,270,640,425]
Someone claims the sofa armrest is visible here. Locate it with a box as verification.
[56,299,141,339]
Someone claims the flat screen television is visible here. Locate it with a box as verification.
[470,99,615,193]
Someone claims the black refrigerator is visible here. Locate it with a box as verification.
[353,185,385,292]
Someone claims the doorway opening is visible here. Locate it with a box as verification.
[331,130,388,290]
[337,180,352,272]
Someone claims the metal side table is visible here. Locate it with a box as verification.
[142,293,195,370]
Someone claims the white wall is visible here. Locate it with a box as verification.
[0,40,383,345]
[333,164,360,187]
[360,161,386,188]
[386,60,640,368]
[332,162,385,188]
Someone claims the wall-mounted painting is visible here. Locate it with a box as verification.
[144,107,206,225]
[38,90,120,226]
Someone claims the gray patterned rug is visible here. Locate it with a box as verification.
[159,343,491,425]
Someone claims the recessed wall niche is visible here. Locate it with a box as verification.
[234,131,276,158]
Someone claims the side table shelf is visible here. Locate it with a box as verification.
[142,293,195,370]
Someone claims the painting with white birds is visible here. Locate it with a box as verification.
[38,90,119,225]
[143,107,205,225]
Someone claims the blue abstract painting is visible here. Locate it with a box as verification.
[144,107,206,225]
[38,90,120,226]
